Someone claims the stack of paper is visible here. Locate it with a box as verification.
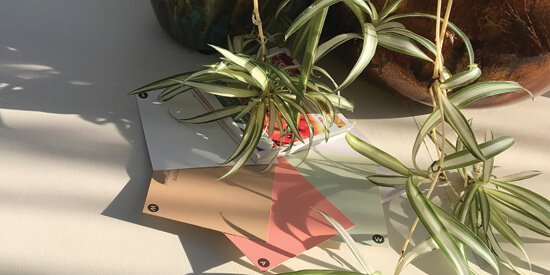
[135,84,387,271]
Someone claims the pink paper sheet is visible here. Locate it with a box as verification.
[226,157,354,271]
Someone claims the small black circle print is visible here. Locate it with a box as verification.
[138,93,148,99]
[372,234,385,244]
[257,258,270,268]
[148,204,159,212]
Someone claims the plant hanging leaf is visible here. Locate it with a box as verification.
[220,101,266,179]
[291,21,311,59]
[314,208,376,275]
[380,27,439,61]
[157,85,193,101]
[209,44,269,90]
[336,23,377,92]
[482,132,495,184]
[285,0,343,40]
[183,81,260,98]
[489,206,532,270]
[368,174,431,187]
[315,33,362,63]
[395,238,439,275]
[430,136,514,172]
[383,13,475,64]
[406,177,470,275]
[428,129,456,156]
[343,0,366,26]
[489,195,550,238]
[275,0,293,18]
[279,270,365,275]
[497,170,542,182]
[346,132,411,176]
[486,227,528,275]
[449,81,532,107]
[429,200,499,273]
[378,0,405,20]
[439,65,482,90]
[129,71,196,95]
[490,179,550,217]
[377,32,432,63]
[485,188,550,229]
[300,7,328,94]
[171,105,247,124]
[412,81,528,170]
[439,93,485,161]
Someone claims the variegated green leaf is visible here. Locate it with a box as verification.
[395,238,438,275]
[380,27,438,61]
[171,105,247,124]
[345,0,373,20]
[285,0,343,40]
[485,188,550,229]
[439,92,485,161]
[336,23,377,92]
[322,93,354,111]
[300,7,328,94]
[157,85,193,101]
[378,0,404,20]
[375,21,405,32]
[482,132,495,184]
[368,174,431,187]
[315,33,362,63]
[439,65,482,90]
[265,63,305,102]
[368,175,407,187]
[486,227,528,275]
[497,170,542,182]
[377,32,432,63]
[219,104,259,165]
[272,95,304,142]
[449,81,532,106]
[457,182,482,222]
[343,0,365,26]
[489,195,550,238]
[430,136,514,172]
[346,132,411,176]
[429,129,456,156]
[275,0,293,18]
[234,100,258,121]
[291,21,310,59]
[312,66,338,88]
[184,81,259,98]
[489,206,532,270]
[280,95,315,147]
[209,44,268,90]
[129,71,195,95]
[490,179,550,217]
[278,270,364,275]
[220,101,266,179]
[406,177,470,275]
[383,13,475,64]
[429,200,499,272]
[314,208,375,275]
[477,187,491,232]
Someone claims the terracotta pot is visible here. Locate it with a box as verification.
[331,0,550,107]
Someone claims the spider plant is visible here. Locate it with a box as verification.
[130,0,549,273]
[342,1,549,274]
[129,30,352,179]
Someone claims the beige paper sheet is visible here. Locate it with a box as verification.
[143,166,275,241]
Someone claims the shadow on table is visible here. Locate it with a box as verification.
[102,175,253,274]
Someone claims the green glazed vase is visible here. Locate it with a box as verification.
[150,0,306,53]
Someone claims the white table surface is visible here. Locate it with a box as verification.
[1,1,549,274]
